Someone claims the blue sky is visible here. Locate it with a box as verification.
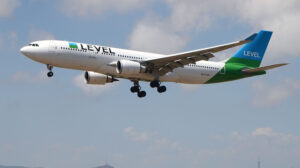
[0,0,300,168]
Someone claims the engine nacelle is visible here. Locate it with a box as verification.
[116,60,146,75]
[84,71,118,85]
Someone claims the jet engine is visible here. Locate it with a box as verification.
[116,60,146,75]
[84,71,118,85]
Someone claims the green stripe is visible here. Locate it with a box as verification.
[206,63,266,84]
[226,57,261,68]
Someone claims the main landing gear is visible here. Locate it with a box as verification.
[130,81,146,98]
[130,80,167,98]
[46,64,54,77]
[150,80,167,93]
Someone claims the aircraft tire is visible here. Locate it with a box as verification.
[137,91,146,98]
[130,86,140,93]
[47,71,54,77]
[157,86,166,93]
[150,81,159,88]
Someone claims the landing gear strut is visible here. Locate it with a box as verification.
[130,81,146,98]
[150,80,167,93]
[47,64,54,77]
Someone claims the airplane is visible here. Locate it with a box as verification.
[20,30,287,98]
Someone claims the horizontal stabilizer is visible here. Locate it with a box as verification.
[242,63,289,74]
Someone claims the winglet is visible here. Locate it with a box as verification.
[244,33,258,41]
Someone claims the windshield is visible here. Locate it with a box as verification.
[28,43,39,47]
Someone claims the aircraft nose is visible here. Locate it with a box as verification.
[20,46,29,55]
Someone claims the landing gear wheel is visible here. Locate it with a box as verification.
[46,64,54,78]
[130,86,140,93]
[130,81,146,97]
[137,91,146,98]
[47,71,54,77]
[157,86,167,93]
[150,80,160,88]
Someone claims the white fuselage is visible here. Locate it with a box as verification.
[21,40,225,84]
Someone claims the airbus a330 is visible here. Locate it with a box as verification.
[20,30,287,98]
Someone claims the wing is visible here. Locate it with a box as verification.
[144,33,257,75]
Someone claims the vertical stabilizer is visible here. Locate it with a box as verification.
[227,30,273,67]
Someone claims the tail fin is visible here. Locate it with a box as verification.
[227,30,273,68]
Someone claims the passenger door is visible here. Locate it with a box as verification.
[48,40,57,55]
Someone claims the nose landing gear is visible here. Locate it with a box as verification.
[46,64,54,77]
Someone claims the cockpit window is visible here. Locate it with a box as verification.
[28,43,39,47]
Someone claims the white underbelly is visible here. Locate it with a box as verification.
[160,68,210,84]
[160,62,224,84]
